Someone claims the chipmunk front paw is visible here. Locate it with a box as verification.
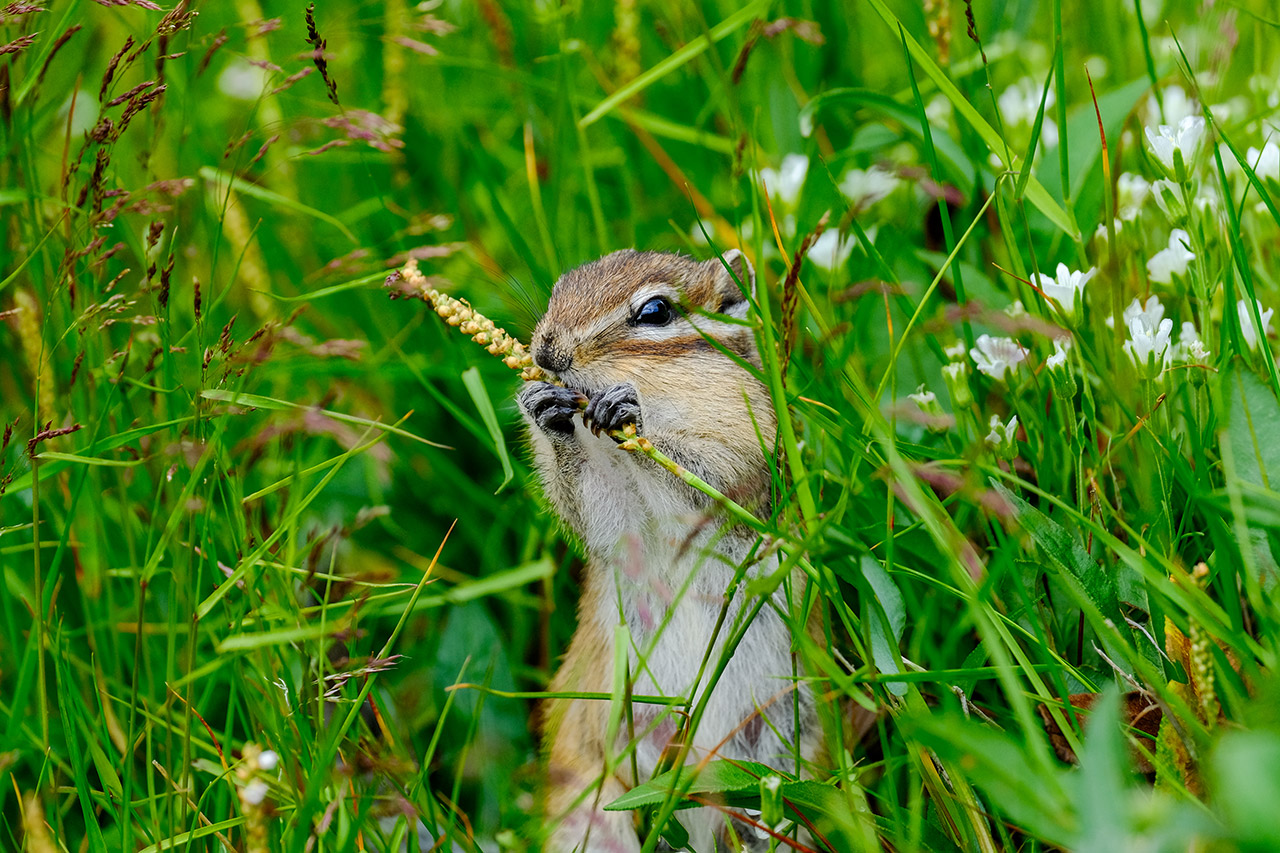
[584,383,642,438]
[518,382,586,436]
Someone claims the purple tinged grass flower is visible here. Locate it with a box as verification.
[970,334,1028,382]
[1147,229,1196,284]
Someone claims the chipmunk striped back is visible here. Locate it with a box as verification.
[517,249,818,852]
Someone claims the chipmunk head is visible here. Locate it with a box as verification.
[530,249,759,394]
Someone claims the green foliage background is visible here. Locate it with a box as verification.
[2,0,1280,850]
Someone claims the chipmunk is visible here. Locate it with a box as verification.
[517,249,823,852]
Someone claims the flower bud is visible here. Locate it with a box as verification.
[760,774,784,830]
[985,414,1019,460]
[942,361,974,410]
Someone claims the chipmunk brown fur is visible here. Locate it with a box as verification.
[518,250,821,852]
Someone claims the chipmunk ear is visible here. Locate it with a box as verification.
[712,248,756,317]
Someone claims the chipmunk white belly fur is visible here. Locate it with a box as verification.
[517,250,820,852]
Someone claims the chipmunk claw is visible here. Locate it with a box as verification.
[584,383,642,439]
[518,382,586,436]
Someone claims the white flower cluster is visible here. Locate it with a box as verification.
[1122,295,1173,376]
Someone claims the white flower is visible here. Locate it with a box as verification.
[807,228,853,270]
[258,750,280,771]
[1033,262,1095,318]
[999,77,1055,127]
[1146,229,1195,284]
[838,165,899,209]
[1145,116,1205,176]
[996,77,1061,151]
[1093,219,1124,247]
[1124,295,1165,331]
[242,780,269,806]
[1117,173,1150,220]
[1046,338,1071,370]
[1125,0,1165,20]
[1146,84,1197,126]
[217,59,271,101]
[970,335,1027,381]
[908,386,937,408]
[1246,140,1280,183]
[1194,188,1219,214]
[1124,315,1174,372]
[1238,298,1275,351]
[760,154,809,207]
[1004,300,1027,318]
[925,95,952,128]
[1173,322,1208,362]
[944,340,968,361]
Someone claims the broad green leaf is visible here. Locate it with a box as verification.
[1073,688,1131,852]
[861,555,908,697]
[605,759,850,831]
[1225,366,1280,490]
[1212,730,1280,846]
[992,480,1122,627]
[606,760,793,811]
[907,713,1076,846]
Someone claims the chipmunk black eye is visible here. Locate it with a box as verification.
[632,297,674,326]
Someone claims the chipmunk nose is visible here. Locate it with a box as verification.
[534,335,573,373]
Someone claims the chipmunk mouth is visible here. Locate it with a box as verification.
[549,368,606,398]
